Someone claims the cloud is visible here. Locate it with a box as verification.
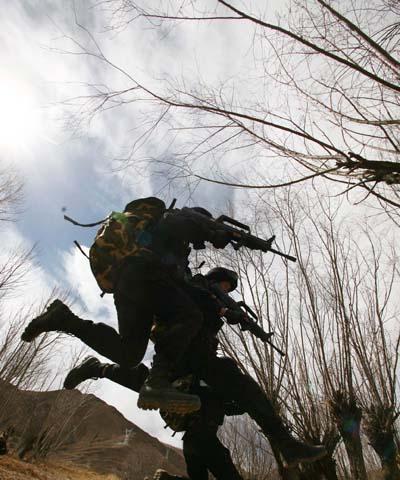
[0,224,53,323]
[0,0,257,448]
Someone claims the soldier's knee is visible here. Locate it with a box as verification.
[120,336,148,368]
[121,352,141,369]
[217,356,238,371]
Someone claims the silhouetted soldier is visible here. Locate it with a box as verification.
[58,267,326,469]
[22,198,232,413]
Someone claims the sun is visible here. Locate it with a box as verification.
[0,78,41,153]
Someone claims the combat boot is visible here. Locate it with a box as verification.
[152,469,187,480]
[275,435,327,468]
[233,371,327,468]
[21,299,79,342]
[63,357,104,390]
[137,354,201,414]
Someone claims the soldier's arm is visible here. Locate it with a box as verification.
[157,210,230,249]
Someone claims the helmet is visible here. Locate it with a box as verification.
[191,207,213,218]
[205,267,238,292]
[124,197,166,214]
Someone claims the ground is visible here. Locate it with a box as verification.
[0,455,120,480]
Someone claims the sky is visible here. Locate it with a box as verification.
[1,0,397,452]
[0,0,285,448]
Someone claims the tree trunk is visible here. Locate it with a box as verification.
[336,417,367,480]
[329,393,367,480]
[368,432,400,480]
[364,405,400,480]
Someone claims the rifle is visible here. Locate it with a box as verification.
[210,283,285,357]
[171,207,296,262]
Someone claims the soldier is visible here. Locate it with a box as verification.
[22,198,231,413]
[63,357,244,480]
[151,267,327,468]
[55,267,326,468]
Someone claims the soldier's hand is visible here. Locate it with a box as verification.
[224,309,243,325]
[210,230,231,249]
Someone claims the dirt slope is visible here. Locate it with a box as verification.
[0,455,119,480]
[0,380,185,480]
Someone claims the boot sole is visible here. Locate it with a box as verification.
[137,395,201,414]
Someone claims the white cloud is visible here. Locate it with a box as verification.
[0,0,269,453]
[60,245,115,320]
[3,0,391,456]
[0,224,53,320]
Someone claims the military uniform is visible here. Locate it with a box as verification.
[64,358,243,480]
[179,382,244,480]
[24,250,325,467]
[62,268,325,472]
[154,272,326,468]
[22,198,231,412]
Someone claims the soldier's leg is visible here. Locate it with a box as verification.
[183,427,243,480]
[64,357,149,391]
[182,432,209,480]
[22,259,158,370]
[101,362,149,390]
[113,287,154,368]
[115,258,204,369]
[116,263,204,413]
[199,356,326,468]
[21,300,131,365]
[113,259,203,412]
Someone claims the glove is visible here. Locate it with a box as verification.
[210,229,231,249]
[224,400,246,416]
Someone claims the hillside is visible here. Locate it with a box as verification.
[0,380,185,480]
[0,455,120,480]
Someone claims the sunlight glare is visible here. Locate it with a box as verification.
[0,78,41,153]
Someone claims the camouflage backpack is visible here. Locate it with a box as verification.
[89,197,166,294]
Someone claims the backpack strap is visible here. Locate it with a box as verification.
[64,214,108,227]
[73,240,90,260]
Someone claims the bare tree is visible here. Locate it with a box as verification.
[220,414,274,480]
[271,191,400,479]
[56,0,400,212]
[204,188,400,479]
[349,233,400,480]
[0,165,23,222]
[203,214,337,478]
